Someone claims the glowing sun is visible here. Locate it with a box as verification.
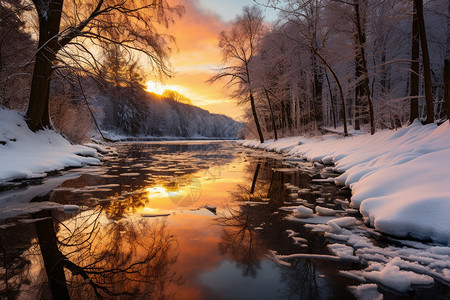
[146,81,167,95]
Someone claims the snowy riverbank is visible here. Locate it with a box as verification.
[0,108,102,185]
[240,120,450,245]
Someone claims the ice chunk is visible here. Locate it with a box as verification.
[292,206,314,218]
[348,284,383,300]
[328,243,359,262]
[315,206,337,216]
[363,258,434,292]
[327,217,357,229]
[63,205,80,212]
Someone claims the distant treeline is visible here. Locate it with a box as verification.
[90,82,243,140]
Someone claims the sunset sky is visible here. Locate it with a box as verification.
[147,0,278,121]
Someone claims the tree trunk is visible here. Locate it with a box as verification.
[415,0,434,124]
[311,50,323,129]
[354,71,361,130]
[445,59,450,122]
[354,32,362,131]
[26,0,64,131]
[354,0,375,134]
[249,92,264,143]
[325,72,337,129]
[409,0,420,123]
[264,89,278,140]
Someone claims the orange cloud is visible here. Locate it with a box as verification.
[153,0,245,120]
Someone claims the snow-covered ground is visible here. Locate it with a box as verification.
[241,120,450,245]
[0,108,102,185]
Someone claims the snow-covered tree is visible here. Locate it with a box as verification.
[209,6,266,143]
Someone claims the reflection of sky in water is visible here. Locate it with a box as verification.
[134,157,247,214]
[0,141,368,299]
[199,260,283,300]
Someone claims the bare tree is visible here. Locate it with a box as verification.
[409,0,420,123]
[25,0,183,131]
[414,0,434,124]
[256,0,350,135]
[445,59,450,122]
[209,6,265,143]
[0,0,34,110]
[352,0,375,134]
[263,88,278,140]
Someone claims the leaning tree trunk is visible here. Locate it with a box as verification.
[409,0,420,123]
[249,92,264,143]
[26,0,64,131]
[310,47,348,136]
[414,0,434,124]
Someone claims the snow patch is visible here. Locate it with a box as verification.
[0,108,101,184]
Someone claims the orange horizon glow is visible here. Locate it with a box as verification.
[146,81,189,96]
[143,0,245,120]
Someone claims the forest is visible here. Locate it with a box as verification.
[212,0,449,142]
[0,0,241,142]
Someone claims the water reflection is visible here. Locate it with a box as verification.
[0,142,244,299]
[217,206,266,278]
[2,141,424,299]
[0,223,33,299]
[7,192,176,299]
[214,156,358,300]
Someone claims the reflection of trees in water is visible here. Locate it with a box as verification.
[0,191,179,299]
[216,206,266,278]
[219,156,329,299]
[102,191,148,220]
[66,216,176,298]
[51,207,177,299]
[237,157,357,300]
[216,159,273,277]
[250,159,261,194]
[0,223,33,299]
[279,259,319,300]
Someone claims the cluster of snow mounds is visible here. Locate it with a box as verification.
[240,120,450,245]
[271,213,450,294]
[0,108,102,184]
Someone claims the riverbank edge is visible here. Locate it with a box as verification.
[0,108,104,186]
[237,121,450,246]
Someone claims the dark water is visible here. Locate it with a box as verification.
[0,141,447,299]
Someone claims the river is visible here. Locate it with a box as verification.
[0,141,447,299]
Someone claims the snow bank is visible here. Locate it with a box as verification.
[0,108,101,184]
[240,120,450,245]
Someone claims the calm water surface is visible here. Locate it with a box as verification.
[0,141,447,299]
